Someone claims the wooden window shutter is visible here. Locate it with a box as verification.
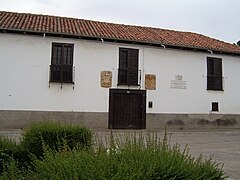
[118,48,139,85]
[50,43,74,83]
[127,49,139,85]
[207,59,214,90]
[207,57,223,90]
[214,59,222,90]
[118,49,128,84]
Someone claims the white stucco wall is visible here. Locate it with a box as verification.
[143,47,239,114]
[1,33,240,114]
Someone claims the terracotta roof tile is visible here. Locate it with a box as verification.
[1,11,240,54]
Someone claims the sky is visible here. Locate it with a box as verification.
[0,0,239,44]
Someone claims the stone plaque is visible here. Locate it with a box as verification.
[171,80,186,89]
[145,74,156,90]
[101,71,112,88]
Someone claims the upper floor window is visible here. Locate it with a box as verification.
[50,43,74,83]
[118,48,139,85]
[207,57,223,91]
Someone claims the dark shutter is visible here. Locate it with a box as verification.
[214,59,222,90]
[52,45,62,65]
[50,43,74,83]
[127,49,139,85]
[118,50,128,84]
[207,58,214,90]
[207,57,223,90]
[50,65,61,82]
[118,48,139,85]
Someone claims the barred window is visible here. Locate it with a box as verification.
[50,43,74,83]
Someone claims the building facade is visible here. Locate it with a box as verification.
[1,11,240,129]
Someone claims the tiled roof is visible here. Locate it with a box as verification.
[1,11,240,55]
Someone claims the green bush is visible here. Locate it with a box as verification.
[1,132,228,179]
[1,121,92,176]
[0,136,18,173]
[0,136,30,175]
[21,121,92,158]
[0,160,26,180]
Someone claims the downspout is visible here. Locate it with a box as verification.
[161,44,166,49]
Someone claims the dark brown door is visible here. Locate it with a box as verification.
[109,89,146,129]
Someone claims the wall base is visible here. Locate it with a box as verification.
[0,110,108,129]
[0,110,240,130]
[147,113,240,130]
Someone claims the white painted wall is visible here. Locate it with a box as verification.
[144,47,240,114]
[1,33,240,114]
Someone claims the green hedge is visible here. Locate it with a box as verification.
[1,132,228,179]
[0,136,30,175]
[0,136,17,173]
[21,121,92,158]
[0,121,92,176]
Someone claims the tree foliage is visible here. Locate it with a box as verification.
[237,40,240,46]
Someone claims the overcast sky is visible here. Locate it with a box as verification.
[0,0,239,44]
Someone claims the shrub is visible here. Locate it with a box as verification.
[1,121,92,176]
[0,136,18,174]
[2,132,228,179]
[21,121,92,158]
[0,136,30,175]
[0,160,26,180]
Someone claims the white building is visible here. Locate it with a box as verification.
[1,11,240,129]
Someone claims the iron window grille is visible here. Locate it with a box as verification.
[49,42,74,84]
[50,65,75,84]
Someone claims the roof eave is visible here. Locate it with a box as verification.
[1,27,240,57]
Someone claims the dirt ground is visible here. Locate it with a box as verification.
[0,129,239,179]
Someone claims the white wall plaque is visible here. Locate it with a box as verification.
[171,80,187,89]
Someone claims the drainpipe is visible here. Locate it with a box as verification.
[101,38,104,43]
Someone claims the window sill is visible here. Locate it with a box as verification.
[49,81,74,84]
[206,89,224,92]
[118,83,140,86]
[209,111,220,114]
[49,81,75,89]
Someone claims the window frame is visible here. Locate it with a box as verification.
[118,47,139,86]
[206,57,223,91]
[50,42,74,84]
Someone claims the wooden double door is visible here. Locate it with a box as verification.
[108,89,146,129]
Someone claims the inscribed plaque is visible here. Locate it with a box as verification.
[101,71,112,88]
[145,74,156,90]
